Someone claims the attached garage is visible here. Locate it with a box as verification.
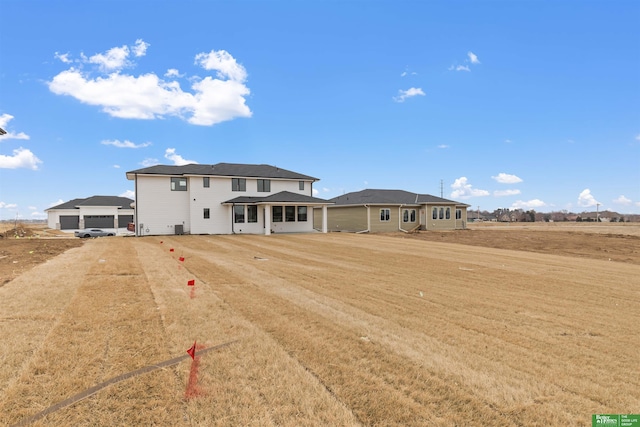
[118,215,134,228]
[84,215,114,228]
[59,215,80,230]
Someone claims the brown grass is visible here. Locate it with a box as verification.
[0,230,638,426]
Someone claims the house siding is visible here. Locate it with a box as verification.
[319,206,368,232]
[136,175,191,236]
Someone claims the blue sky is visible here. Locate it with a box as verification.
[1,0,639,220]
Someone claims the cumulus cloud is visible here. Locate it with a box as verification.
[577,189,600,208]
[511,199,546,209]
[48,41,252,126]
[450,177,490,199]
[468,51,480,64]
[165,68,183,78]
[492,173,523,184]
[120,190,135,199]
[54,52,72,63]
[0,114,30,140]
[101,139,152,148]
[613,195,632,206]
[0,147,42,170]
[0,202,18,209]
[393,87,425,103]
[312,188,319,196]
[494,189,521,197]
[449,65,470,72]
[449,51,480,72]
[164,148,197,165]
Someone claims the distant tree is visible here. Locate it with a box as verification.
[576,216,582,222]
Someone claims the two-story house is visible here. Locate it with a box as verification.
[125,163,332,236]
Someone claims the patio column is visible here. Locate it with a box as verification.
[264,204,271,235]
[322,205,328,233]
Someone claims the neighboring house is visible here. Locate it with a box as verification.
[125,163,332,236]
[46,195,134,231]
[314,189,469,232]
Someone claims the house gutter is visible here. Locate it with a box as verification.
[398,204,409,233]
[355,204,371,233]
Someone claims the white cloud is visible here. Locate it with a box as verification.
[164,148,197,166]
[48,43,252,126]
[393,87,425,103]
[494,189,521,197]
[452,65,470,72]
[492,173,523,184]
[613,195,632,206]
[504,139,512,144]
[54,52,72,63]
[48,199,64,208]
[165,68,183,78]
[400,71,407,77]
[140,158,159,167]
[101,139,151,148]
[0,147,42,170]
[468,51,480,64]
[322,187,330,192]
[511,199,546,209]
[312,188,319,196]
[577,189,600,208]
[0,202,18,209]
[635,134,640,141]
[31,211,47,220]
[113,164,121,169]
[28,206,37,210]
[0,114,30,140]
[450,177,490,199]
[438,144,449,149]
[120,190,135,199]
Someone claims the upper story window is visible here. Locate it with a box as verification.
[203,177,210,188]
[171,177,187,191]
[299,181,305,190]
[232,178,246,192]
[380,209,390,222]
[257,179,271,192]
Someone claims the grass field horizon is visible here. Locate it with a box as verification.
[1,226,638,425]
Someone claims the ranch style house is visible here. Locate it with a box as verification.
[125,163,332,236]
[314,189,469,232]
[46,195,135,231]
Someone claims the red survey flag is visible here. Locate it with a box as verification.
[187,279,195,286]
[170,248,175,252]
[179,256,185,262]
[187,341,197,360]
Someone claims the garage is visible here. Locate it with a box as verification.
[84,215,114,228]
[59,215,80,230]
[118,215,134,228]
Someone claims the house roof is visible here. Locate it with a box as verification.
[330,189,469,207]
[223,191,332,205]
[126,163,318,181]
[46,195,134,210]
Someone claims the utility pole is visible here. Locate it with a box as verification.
[477,206,480,222]
[596,203,600,223]
[440,179,444,198]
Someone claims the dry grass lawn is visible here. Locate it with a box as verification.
[0,225,638,426]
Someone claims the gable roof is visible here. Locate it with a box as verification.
[330,189,468,207]
[126,163,318,181]
[46,196,134,210]
[223,191,331,205]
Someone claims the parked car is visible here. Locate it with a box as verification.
[74,229,115,238]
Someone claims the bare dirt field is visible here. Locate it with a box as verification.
[0,223,638,426]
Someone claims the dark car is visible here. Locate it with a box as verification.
[74,229,115,238]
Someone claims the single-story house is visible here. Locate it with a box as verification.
[125,163,332,236]
[46,195,135,231]
[314,189,469,232]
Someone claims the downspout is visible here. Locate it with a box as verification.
[356,204,371,233]
[231,203,235,234]
[134,173,139,237]
[399,204,409,233]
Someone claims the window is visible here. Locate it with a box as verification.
[171,177,187,191]
[257,179,271,192]
[432,207,438,220]
[410,209,416,222]
[446,207,451,220]
[285,206,296,222]
[232,178,246,192]
[439,208,444,220]
[403,209,409,223]
[380,209,390,222]
[247,205,258,223]
[234,205,245,223]
[297,206,307,222]
[456,209,462,220]
[203,208,210,219]
[299,181,305,190]
[203,177,210,188]
[273,206,283,222]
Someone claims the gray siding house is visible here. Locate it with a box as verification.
[314,189,469,232]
